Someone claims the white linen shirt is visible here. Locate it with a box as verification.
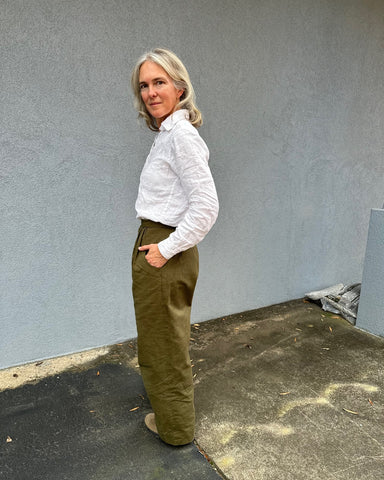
[135,109,219,259]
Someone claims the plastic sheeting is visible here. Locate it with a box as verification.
[306,283,361,325]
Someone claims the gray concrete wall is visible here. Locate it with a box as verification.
[1,0,384,369]
[357,209,384,336]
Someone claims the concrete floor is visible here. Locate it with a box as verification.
[1,299,383,479]
[192,299,384,479]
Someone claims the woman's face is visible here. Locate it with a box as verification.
[139,61,184,127]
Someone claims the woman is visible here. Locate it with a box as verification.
[131,48,219,446]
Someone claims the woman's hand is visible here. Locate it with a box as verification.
[139,243,168,268]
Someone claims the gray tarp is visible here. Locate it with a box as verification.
[306,283,361,324]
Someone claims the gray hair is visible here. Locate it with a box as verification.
[131,48,203,131]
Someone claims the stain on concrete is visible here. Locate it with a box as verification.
[217,455,235,470]
[279,382,379,417]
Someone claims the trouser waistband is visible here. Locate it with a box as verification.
[140,219,175,230]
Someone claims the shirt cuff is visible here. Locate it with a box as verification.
[157,239,174,260]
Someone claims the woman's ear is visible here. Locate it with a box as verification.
[177,89,184,99]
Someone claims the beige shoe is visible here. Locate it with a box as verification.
[144,413,158,434]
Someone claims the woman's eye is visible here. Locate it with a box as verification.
[139,84,147,90]
[156,80,165,85]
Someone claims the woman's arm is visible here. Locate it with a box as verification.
[157,127,219,260]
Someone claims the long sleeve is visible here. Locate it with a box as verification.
[157,127,219,259]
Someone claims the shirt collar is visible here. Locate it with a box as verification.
[159,109,189,132]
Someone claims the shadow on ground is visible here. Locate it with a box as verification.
[0,363,221,480]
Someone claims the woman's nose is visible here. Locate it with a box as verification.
[148,86,157,97]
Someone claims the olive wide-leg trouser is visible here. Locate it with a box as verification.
[132,220,199,446]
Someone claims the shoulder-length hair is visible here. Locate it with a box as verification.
[131,48,203,131]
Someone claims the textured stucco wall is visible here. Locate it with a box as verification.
[1,0,384,368]
[357,209,384,336]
